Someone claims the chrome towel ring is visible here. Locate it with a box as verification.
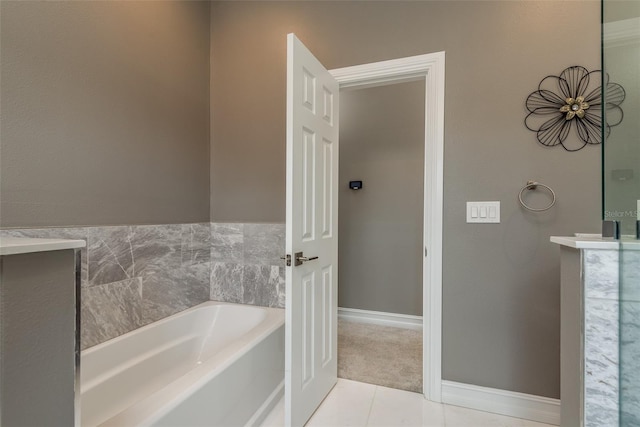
[518,181,556,212]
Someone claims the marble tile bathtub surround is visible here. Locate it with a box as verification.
[243,223,285,265]
[210,223,286,309]
[1,222,284,348]
[1,223,211,349]
[81,277,145,349]
[210,223,244,263]
[87,224,211,287]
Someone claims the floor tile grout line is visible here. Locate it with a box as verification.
[364,385,378,426]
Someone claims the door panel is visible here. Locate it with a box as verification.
[322,139,333,239]
[321,266,333,367]
[285,33,339,427]
[301,272,315,388]
[302,129,315,242]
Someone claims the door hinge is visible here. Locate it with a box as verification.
[280,254,291,267]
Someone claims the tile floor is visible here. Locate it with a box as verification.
[260,379,556,427]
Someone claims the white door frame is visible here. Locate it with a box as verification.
[330,52,445,402]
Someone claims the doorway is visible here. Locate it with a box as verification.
[337,80,425,393]
[285,35,445,425]
[329,53,445,402]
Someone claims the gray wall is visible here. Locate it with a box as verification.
[209,1,602,398]
[0,1,211,228]
[0,0,604,401]
[338,82,424,316]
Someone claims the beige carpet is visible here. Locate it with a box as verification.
[338,319,422,393]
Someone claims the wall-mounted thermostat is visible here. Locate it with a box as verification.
[349,181,363,190]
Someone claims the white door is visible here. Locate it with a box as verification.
[285,33,339,427]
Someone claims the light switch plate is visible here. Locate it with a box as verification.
[467,201,500,223]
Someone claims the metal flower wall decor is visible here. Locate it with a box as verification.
[525,66,625,151]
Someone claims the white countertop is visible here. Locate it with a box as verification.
[0,237,86,256]
[551,235,640,250]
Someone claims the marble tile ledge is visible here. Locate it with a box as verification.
[0,236,85,255]
[550,235,640,250]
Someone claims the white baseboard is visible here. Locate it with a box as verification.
[441,380,560,426]
[338,307,422,330]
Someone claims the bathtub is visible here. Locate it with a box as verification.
[81,302,285,427]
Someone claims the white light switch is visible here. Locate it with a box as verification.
[467,201,500,223]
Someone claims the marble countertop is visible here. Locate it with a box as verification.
[0,236,86,256]
[551,235,640,250]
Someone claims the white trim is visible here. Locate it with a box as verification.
[441,381,560,426]
[604,17,640,48]
[331,51,445,403]
[423,51,445,404]
[338,307,423,330]
[330,53,442,89]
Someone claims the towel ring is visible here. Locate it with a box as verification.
[518,181,556,212]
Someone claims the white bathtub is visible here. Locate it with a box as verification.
[81,302,285,427]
